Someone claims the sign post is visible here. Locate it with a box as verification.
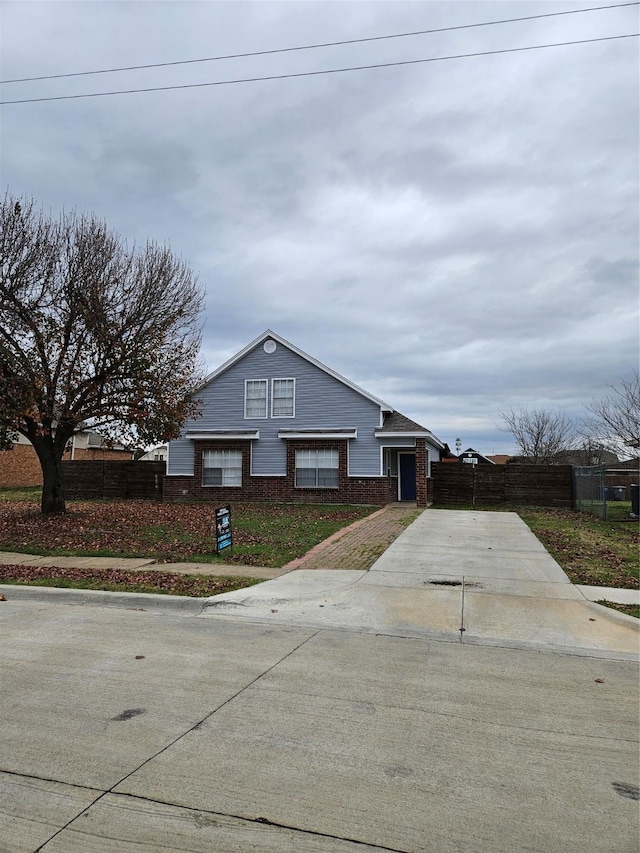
[215,505,233,554]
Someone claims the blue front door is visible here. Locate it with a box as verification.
[399,453,416,501]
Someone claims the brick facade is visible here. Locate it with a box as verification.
[0,444,43,487]
[163,439,402,506]
[415,438,427,507]
[66,448,132,462]
[0,443,133,488]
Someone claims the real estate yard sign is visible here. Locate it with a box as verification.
[215,505,232,554]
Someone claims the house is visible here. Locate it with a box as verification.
[0,429,134,488]
[458,448,495,465]
[165,330,445,507]
[65,430,134,461]
[554,448,620,467]
[139,444,168,462]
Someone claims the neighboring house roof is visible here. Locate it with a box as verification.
[10,428,130,453]
[459,448,495,464]
[487,455,511,465]
[82,430,129,451]
[199,329,393,413]
[555,448,620,466]
[607,457,640,471]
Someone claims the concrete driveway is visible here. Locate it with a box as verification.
[2,510,638,852]
[206,510,640,658]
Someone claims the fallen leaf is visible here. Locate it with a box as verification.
[594,678,605,684]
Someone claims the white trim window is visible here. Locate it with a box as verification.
[203,450,242,486]
[295,448,339,488]
[245,380,268,419]
[272,378,295,418]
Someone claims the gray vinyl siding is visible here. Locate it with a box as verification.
[166,436,195,476]
[168,341,384,477]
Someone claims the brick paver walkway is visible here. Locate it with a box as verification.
[283,504,423,571]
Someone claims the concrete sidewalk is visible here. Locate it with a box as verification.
[0,550,284,580]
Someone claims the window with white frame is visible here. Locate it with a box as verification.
[202,449,242,486]
[245,380,267,418]
[272,378,295,418]
[295,448,339,488]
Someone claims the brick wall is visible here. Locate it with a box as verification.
[0,442,132,489]
[163,439,399,505]
[0,444,43,487]
[415,439,428,507]
[66,448,133,461]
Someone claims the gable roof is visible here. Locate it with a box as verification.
[198,330,445,449]
[459,448,496,464]
[201,329,393,412]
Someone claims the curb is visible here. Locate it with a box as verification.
[0,583,206,614]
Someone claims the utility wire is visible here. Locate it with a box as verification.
[1,33,637,106]
[1,1,637,85]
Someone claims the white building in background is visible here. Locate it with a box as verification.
[139,444,168,462]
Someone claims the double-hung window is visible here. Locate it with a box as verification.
[272,378,295,418]
[203,450,242,486]
[245,380,267,418]
[295,449,339,488]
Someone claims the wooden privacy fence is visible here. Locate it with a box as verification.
[61,461,165,500]
[432,464,573,508]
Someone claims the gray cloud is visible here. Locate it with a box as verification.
[1,1,637,455]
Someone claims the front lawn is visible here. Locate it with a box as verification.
[0,495,377,567]
[0,563,261,597]
[517,506,639,589]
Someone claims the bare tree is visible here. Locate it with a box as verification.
[585,372,640,459]
[498,406,576,464]
[0,194,204,514]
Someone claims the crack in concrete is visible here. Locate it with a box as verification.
[32,629,322,852]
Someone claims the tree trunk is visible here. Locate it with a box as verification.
[30,431,68,514]
[40,451,66,514]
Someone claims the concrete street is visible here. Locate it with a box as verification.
[1,510,638,852]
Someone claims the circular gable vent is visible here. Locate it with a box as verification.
[263,339,277,354]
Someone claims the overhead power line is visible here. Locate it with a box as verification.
[1,1,637,85]
[0,33,637,106]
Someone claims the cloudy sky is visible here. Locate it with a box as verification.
[1,0,638,455]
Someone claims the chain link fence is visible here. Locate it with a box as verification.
[573,465,607,519]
